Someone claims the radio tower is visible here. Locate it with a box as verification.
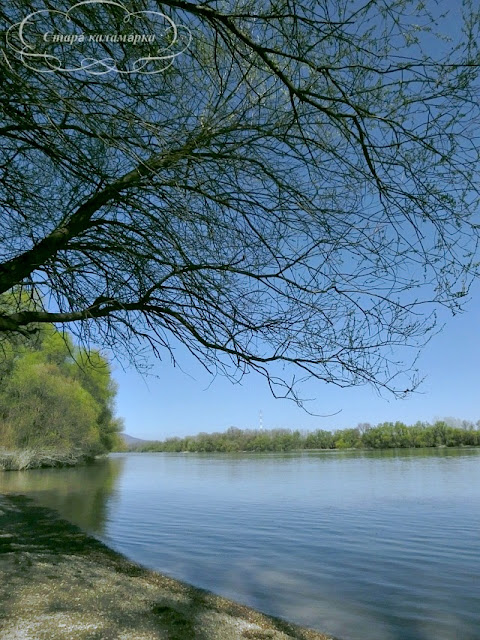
[259,410,263,431]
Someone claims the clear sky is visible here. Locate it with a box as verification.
[111,0,478,442]
[113,280,480,440]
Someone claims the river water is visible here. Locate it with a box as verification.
[1,448,479,640]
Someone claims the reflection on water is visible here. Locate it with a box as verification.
[1,448,480,640]
[0,456,124,533]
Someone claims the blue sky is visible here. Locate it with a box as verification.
[114,280,480,440]
[110,0,478,441]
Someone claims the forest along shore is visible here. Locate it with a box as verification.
[0,494,336,640]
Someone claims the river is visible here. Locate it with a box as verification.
[1,448,479,640]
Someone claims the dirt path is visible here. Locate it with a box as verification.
[0,494,337,640]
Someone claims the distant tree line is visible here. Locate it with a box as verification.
[129,421,480,454]
[0,292,123,468]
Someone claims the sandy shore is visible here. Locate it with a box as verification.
[0,494,337,640]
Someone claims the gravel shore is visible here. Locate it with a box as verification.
[0,494,336,640]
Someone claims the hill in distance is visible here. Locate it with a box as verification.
[121,434,150,446]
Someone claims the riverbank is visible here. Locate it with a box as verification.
[0,494,336,640]
[0,449,94,471]
[126,422,480,454]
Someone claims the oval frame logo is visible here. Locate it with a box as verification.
[5,0,192,74]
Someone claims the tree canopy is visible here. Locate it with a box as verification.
[0,293,122,458]
[1,0,480,402]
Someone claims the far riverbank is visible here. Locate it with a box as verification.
[125,421,480,453]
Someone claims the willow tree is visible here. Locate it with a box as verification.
[1,0,479,402]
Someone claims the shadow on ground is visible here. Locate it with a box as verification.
[0,494,335,640]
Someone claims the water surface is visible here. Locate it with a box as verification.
[1,448,479,640]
